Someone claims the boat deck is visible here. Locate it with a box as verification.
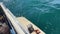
[17,17,45,34]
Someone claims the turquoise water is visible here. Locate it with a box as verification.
[0,0,60,34]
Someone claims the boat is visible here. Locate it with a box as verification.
[0,2,45,34]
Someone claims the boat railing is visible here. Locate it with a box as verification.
[0,2,30,34]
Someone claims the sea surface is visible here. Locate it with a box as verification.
[0,0,60,34]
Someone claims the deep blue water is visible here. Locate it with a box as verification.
[0,0,60,34]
